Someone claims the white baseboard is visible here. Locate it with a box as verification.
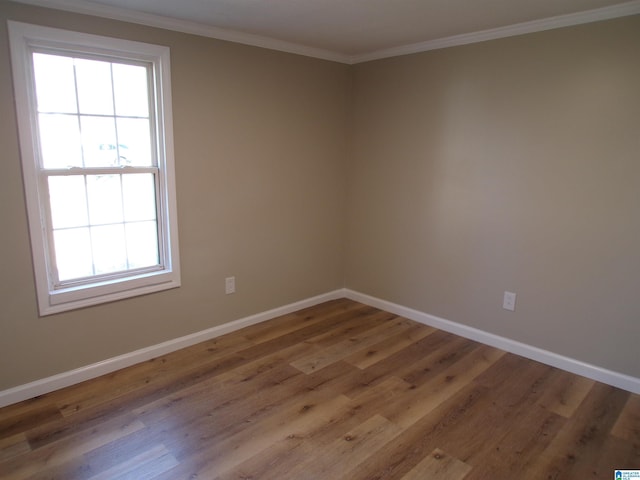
[3,287,637,408]
[0,289,345,408]
[344,289,640,394]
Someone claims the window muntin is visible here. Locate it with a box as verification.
[9,22,180,315]
[34,52,160,288]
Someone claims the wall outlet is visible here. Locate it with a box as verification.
[503,291,516,311]
[225,276,236,294]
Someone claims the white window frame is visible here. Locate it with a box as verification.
[8,21,181,316]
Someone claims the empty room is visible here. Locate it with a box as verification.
[0,0,639,478]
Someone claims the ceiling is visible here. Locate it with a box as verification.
[14,0,640,63]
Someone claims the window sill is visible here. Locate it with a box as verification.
[41,269,181,315]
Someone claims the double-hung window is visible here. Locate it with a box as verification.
[9,22,180,315]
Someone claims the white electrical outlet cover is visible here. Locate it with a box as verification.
[225,277,235,294]
[503,291,516,311]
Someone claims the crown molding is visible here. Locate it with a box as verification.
[8,0,640,65]
[8,0,353,64]
[351,0,640,63]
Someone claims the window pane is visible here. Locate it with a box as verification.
[122,174,157,222]
[91,224,127,274]
[80,116,118,167]
[116,118,153,166]
[48,176,88,229]
[75,58,114,115]
[54,227,93,281]
[126,221,159,268]
[33,53,77,114]
[113,63,149,117]
[87,175,123,225]
[39,113,83,168]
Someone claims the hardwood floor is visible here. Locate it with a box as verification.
[0,298,638,479]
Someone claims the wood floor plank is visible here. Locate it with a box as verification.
[239,298,365,344]
[381,344,505,429]
[86,443,178,480]
[157,393,353,479]
[290,315,416,374]
[0,403,63,440]
[0,299,637,480]
[131,344,308,424]
[62,422,172,480]
[0,433,31,463]
[230,305,383,362]
[521,382,630,480]
[439,356,557,464]
[55,337,252,417]
[346,382,490,480]
[399,448,472,480]
[215,376,411,480]
[462,405,564,480]
[588,433,639,478]
[0,397,56,424]
[1,414,145,479]
[227,414,403,480]
[298,308,396,349]
[144,361,360,463]
[344,323,436,370]
[397,335,479,387]
[293,414,403,480]
[25,353,249,451]
[611,394,640,442]
[459,359,568,479]
[536,370,595,418]
[341,330,473,398]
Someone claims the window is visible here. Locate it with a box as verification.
[9,22,180,315]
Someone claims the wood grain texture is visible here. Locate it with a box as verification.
[0,298,637,479]
[400,448,471,480]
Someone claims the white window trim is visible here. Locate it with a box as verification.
[8,21,181,316]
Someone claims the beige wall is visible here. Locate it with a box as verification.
[0,2,350,390]
[346,16,640,378]
[1,1,638,392]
